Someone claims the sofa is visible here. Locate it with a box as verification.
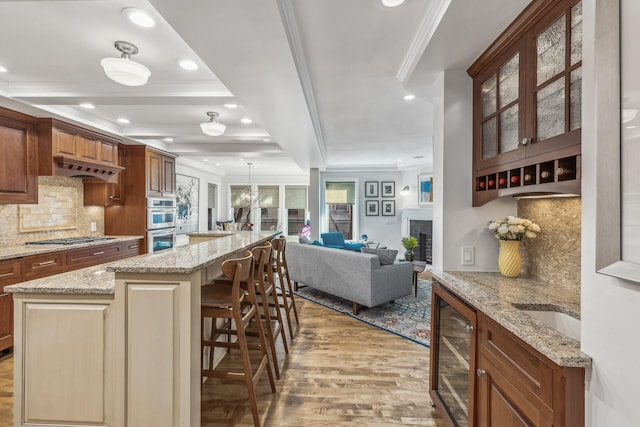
[286,242,412,314]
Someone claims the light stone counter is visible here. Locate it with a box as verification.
[5,263,117,294]
[428,268,592,368]
[0,235,143,261]
[186,231,236,237]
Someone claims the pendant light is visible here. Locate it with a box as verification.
[200,112,226,136]
[100,41,150,86]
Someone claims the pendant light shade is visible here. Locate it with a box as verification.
[101,41,150,87]
[200,112,226,136]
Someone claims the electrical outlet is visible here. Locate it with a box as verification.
[461,246,475,266]
[90,222,97,232]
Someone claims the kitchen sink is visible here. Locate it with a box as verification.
[521,309,581,341]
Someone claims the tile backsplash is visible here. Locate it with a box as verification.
[518,197,581,292]
[0,176,104,245]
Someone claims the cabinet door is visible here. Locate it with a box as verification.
[53,128,77,157]
[474,39,527,171]
[0,112,38,204]
[146,150,163,197]
[0,292,12,351]
[76,135,100,162]
[162,156,175,196]
[525,0,582,157]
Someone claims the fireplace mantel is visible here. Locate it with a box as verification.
[401,207,433,236]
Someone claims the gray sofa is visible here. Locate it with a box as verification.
[286,242,412,314]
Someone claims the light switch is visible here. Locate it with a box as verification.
[461,246,475,266]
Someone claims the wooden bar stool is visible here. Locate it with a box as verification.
[201,251,276,427]
[250,243,289,379]
[270,236,299,337]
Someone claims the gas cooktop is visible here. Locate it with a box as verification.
[25,237,116,245]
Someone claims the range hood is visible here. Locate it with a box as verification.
[53,155,124,183]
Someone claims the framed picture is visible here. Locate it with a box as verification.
[176,174,200,234]
[381,181,395,197]
[365,181,379,198]
[381,200,395,216]
[418,174,433,205]
[365,200,379,216]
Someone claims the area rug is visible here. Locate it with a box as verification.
[294,279,432,347]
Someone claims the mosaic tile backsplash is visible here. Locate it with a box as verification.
[518,197,581,293]
[0,176,104,245]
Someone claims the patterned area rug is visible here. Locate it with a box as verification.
[294,279,432,347]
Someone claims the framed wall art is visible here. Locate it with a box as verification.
[381,181,395,197]
[418,174,433,205]
[176,174,200,234]
[365,200,379,216]
[365,181,379,198]
[381,200,395,216]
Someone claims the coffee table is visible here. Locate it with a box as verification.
[412,260,427,297]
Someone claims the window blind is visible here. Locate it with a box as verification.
[325,182,355,204]
[285,186,307,209]
[258,186,279,208]
[230,185,251,207]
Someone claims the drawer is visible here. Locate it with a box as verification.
[23,252,65,280]
[0,291,12,351]
[0,258,23,287]
[477,312,554,410]
[66,243,124,271]
[123,240,142,257]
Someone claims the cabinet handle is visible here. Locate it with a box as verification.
[38,260,56,266]
[477,369,486,377]
[519,137,532,146]
[93,251,105,256]
[465,324,474,333]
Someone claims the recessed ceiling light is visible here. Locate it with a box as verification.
[203,158,209,162]
[239,158,244,161]
[397,159,403,162]
[627,125,637,129]
[117,117,130,124]
[215,163,221,166]
[164,137,174,142]
[178,59,198,71]
[79,103,95,109]
[241,118,252,124]
[403,94,415,101]
[0,65,7,73]
[224,103,238,109]
[263,138,271,142]
[382,0,405,7]
[122,8,155,28]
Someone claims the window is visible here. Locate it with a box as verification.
[285,186,307,236]
[230,185,251,225]
[258,185,279,231]
[325,181,355,240]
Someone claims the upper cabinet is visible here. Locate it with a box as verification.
[0,107,38,204]
[37,118,124,183]
[146,149,175,198]
[468,0,582,206]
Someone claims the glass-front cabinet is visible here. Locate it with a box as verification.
[469,0,582,206]
[430,280,477,427]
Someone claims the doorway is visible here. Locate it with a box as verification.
[207,184,217,231]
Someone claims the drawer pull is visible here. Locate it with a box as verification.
[93,251,105,256]
[38,260,56,266]
[465,324,474,333]
[477,369,486,377]
[0,271,15,278]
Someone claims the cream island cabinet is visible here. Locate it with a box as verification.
[7,231,279,427]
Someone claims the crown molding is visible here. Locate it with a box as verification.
[277,0,327,164]
[396,0,452,84]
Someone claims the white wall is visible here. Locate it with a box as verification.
[431,69,516,272]
[582,1,640,425]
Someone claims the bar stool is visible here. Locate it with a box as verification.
[201,251,275,427]
[250,243,289,379]
[270,236,299,337]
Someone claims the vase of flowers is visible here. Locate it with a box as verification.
[401,236,418,262]
[488,216,541,278]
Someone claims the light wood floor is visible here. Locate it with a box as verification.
[0,297,445,426]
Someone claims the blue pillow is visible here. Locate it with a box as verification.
[321,232,345,247]
[344,242,366,252]
[311,240,324,246]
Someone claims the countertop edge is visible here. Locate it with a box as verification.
[429,268,592,368]
[0,236,144,261]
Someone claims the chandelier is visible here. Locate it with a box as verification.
[100,41,150,87]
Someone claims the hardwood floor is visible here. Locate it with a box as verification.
[0,298,445,426]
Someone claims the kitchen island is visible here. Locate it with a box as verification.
[6,230,279,427]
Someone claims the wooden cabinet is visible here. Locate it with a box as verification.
[468,0,582,206]
[146,149,175,197]
[23,252,65,281]
[123,240,142,257]
[0,107,38,204]
[84,148,125,206]
[476,313,584,426]
[0,258,22,352]
[65,242,124,271]
[430,281,477,427]
[37,118,124,184]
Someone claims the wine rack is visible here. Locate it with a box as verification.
[473,155,581,206]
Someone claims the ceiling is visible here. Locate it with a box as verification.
[0,0,529,177]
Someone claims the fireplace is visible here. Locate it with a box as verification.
[401,208,434,264]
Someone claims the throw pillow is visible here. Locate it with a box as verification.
[299,236,312,244]
[311,240,324,246]
[360,247,398,265]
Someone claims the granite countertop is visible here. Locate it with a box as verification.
[0,235,144,261]
[107,230,279,274]
[6,231,280,295]
[187,231,236,237]
[428,268,592,368]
